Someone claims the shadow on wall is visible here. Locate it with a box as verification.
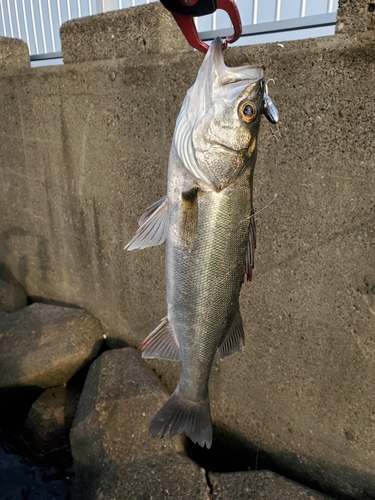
[185,426,375,500]
[0,227,51,289]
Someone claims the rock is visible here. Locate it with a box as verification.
[336,0,375,34]
[0,36,30,70]
[0,263,28,313]
[0,303,103,390]
[70,348,209,499]
[60,2,192,64]
[209,471,333,499]
[21,386,80,455]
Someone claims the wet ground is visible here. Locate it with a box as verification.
[0,430,73,500]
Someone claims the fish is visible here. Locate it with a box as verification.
[126,37,273,449]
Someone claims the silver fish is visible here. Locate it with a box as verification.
[126,38,265,448]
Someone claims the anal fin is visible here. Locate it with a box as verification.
[217,305,245,359]
[142,317,179,361]
[125,196,168,251]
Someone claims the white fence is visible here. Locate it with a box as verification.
[0,0,338,60]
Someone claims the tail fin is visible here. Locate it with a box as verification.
[149,389,212,449]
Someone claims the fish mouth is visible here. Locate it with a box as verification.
[173,37,263,190]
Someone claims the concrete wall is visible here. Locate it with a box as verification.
[0,37,30,70]
[0,3,374,498]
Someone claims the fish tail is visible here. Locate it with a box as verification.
[149,388,213,449]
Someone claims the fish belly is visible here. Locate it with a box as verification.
[166,165,252,403]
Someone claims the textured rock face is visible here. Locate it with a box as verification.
[0,263,28,312]
[0,303,103,390]
[336,0,375,33]
[0,37,30,70]
[70,348,208,499]
[209,471,333,499]
[60,2,192,64]
[21,386,81,455]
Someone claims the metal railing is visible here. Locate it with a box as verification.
[0,0,338,61]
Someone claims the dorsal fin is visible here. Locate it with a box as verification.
[217,305,245,359]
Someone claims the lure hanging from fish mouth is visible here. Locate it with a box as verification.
[263,79,279,124]
[126,38,279,449]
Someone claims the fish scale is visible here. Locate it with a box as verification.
[170,171,252,403]
[125,37,276,448]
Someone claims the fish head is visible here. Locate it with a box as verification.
[173,37,264,191]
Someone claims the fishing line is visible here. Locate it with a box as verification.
[242,111,282,222]
[242,193,278,222]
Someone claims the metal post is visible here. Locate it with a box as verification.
[0,0,7,37]
[6,0,14,37]
[212,11,216,31]
[47,0,55,52]
[57,0,62,26]
[300,0,307,17]
[21,0,30,48]
[38,0,47,52]
[253,0,258,24]
[14,0,21,39]
[30,0,39,54]
[276,0,281,21]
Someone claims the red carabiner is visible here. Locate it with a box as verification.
[170,0,242,54]
[217,0,242,45]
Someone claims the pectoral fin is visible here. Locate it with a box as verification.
[180,187,198,249]
[217,305,245,359]
[244,215,256,283]
[142,317,180,361]
[125,196,168,251]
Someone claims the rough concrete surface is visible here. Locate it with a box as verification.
[21,386,80,455]
[70,348,208,499]
[0,36,30,70]
[60,2,192,64]
[209,470,333,499]
[336,0,375,33]
[0,6,374,499]
[0,262,28,312]
[0,303,103,389]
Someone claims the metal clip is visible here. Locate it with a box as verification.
[161,0,242,53]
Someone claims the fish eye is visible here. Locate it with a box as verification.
[239,101,257,123]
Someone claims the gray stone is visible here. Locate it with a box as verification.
[60,2,192,64]
[0,303,103,390]
[0,262,28,312]
[70,348,208,499]
[0,36,30,70]
[0,4,374,498]
[21,386,80,455]
[209,471,333,500]
[336,0,375,34]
